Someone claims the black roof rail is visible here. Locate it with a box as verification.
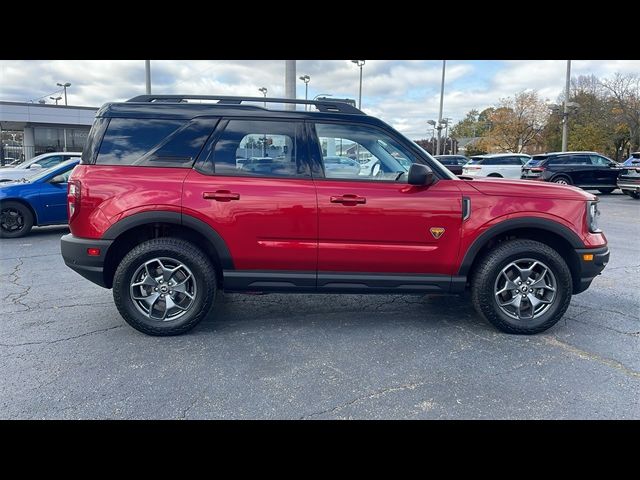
[125,95,364,115]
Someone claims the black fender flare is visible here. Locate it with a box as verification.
[102,210,234,269]
[458,217,584,276]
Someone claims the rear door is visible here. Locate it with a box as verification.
[309,121,463,287]
[183,118,318,286]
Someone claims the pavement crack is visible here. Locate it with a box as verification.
[543,336,640,379]
[179,397,200,420]
[571,303,640,321]
[1,258,32,311]
[0,325,123,347]
[300,381,426,419]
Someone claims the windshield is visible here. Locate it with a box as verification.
[526,157,547,167]
[28,162,77,183]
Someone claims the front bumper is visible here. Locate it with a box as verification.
[573,245,609,294]
[60,234,113,288]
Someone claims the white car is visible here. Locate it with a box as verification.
[462,153,531,179]
[0,152,81,182]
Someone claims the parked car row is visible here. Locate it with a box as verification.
[0,152,81,182]
[435,150,638,199]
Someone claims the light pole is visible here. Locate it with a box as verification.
[145,60,151,94]
[427,120,437,155]
[561,60,572,152]
[436,60,446,157]
[299,75,310,110]
[351,60,365,109]
[57,82,71,105]
[57,82,71,152]
[258,88,268,155]
[50,96,62,105]
[258,87,268,108]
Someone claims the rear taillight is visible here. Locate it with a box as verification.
[68,180,81,219]
[530,167,546,172]
[465,165,481,170]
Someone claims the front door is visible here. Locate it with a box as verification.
[183,118,318,289]
[37,164,76,224]
[309,122,463,288]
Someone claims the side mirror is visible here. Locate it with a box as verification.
[29,164,43,170]
[408,163,435,186]
[49,175,67,184]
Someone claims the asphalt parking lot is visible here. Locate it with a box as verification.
[1,193,638,419]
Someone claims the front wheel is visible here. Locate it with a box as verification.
[471,239,572,334]
[113,238,217,336]
[631,191,640,199]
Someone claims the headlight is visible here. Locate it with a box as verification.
[587,201,601,233]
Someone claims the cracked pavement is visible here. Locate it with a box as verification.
[0,194,638,419]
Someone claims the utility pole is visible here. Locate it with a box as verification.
[562,60,571,152]
[285,60,296,110]
[145,60,151,94]
[57,82,71,151]
[436,60,446,156]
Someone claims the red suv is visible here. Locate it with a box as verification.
[61,95,609,336]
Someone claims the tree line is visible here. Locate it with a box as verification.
[417,73,639,161]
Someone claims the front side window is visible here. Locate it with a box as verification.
[313,123,416,181]
[590,155,611,166]
[209,119,307,178]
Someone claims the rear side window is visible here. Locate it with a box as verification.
[548,157,568,166]
[468,157,484,164]
[207,119,308,178]
[95,118,216,167]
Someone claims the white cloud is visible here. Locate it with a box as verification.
[1,59,638,139]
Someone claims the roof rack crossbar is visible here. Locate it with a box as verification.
[126,95,363,114]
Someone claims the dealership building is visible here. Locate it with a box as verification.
[0,101,98,164]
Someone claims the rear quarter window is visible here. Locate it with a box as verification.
[95,118,217,167]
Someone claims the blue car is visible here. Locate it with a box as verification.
[622,151,640,167]
[0,158,79,238]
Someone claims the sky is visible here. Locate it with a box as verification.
[1,60,638,139]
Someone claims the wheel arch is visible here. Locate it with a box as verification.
[102,211,233,289]
[459,218,584,292]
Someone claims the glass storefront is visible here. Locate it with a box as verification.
[33,126,90,152]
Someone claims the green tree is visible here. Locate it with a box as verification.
[451,108,493,139]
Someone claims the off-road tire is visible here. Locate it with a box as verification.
[113,238,216,336]
[471,239,572,334]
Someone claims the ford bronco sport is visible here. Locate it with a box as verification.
[61,95,609,336]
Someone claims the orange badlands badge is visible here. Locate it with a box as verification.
[430,227,445,239]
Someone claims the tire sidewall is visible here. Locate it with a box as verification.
[113,241,214,335]
[475,242,572,333]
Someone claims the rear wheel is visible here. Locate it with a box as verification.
[631,191,640,199]
[471,239,572,334]
[598,188,615,194]
[551,175,571,185]
[113,238,217,336]
[0,201,33,238]
[487,173,503,178]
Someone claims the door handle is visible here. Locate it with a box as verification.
[330,194,366,205]
[203,190,240,201]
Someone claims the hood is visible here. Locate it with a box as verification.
[465,177,596,201]
[0,168,37,181]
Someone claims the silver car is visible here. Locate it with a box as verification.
[0,152,81,182]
